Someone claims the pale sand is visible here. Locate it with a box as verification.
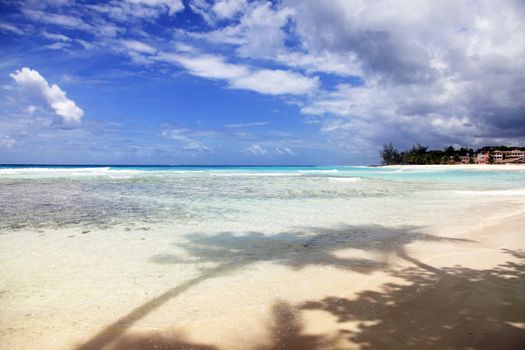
[382,164,525,171]
[1,202,524,349]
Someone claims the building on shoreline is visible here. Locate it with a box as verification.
[475,152,489,164]
[475,148,525,164]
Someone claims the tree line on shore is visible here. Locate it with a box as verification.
[380,143,476,165]
[380,143,525,165]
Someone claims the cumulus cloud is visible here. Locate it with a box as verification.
[180,0,525,147]
[10,68,84,124]
[274,51,362,77]
[188,1,294,58]
[290,0,525,146]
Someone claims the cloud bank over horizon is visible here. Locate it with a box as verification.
[0,0,524,164]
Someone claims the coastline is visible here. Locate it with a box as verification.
[382,164,525,171]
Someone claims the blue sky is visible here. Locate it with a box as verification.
[1,0,524,165]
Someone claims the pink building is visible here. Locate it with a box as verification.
[476,152,489,164]
[476,148,525,164]
[492,151,504,161]
[508,149,525,158]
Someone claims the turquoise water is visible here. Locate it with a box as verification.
[2,164,524,181]
[1,165,524,233]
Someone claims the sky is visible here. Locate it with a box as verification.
[0,0,524,165]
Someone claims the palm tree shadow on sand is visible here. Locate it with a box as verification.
[106,249,525,350]
[299,248,525,349]
[75,224,476,350]
[105,300,329,350]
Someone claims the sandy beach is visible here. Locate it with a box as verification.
[382,164,525,171]
[1,166,524,350]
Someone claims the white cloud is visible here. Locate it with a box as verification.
[122,40,157,54]
[156,51,318,95]
[246,144,267,155]
[212,0,246,19]
[44,42,70,50]
[42,32,71,42]
[161,128,191,141]
[86,0,184,22]
[185,3,362,77]
[188,2,294,58]
[225,121,268,128]
[158,52,249,80]
[10,68,84,124]
[161,127,211,152]
[0,135,16,149]
[94,23,121,38]
[274,51,362,77]
[76,39,96,50]
[125,0,184,15]
[301,83,391,119]
[231,68,318,95]
[182,141,210,152]
[275,146,294,155]
[188,0,215,24]
[26,105,37,115]
[23,9,91,31]
[0,22,24,35]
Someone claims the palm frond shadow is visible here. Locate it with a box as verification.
[300,249,525,349]
[84,250,525,350]
[76,224,474,350]
[152,225,472,273]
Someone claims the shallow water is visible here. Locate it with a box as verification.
[1,165,524,233]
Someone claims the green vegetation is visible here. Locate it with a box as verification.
[380,143,475,165]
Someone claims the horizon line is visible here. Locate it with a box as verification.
[0,163,374,167]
